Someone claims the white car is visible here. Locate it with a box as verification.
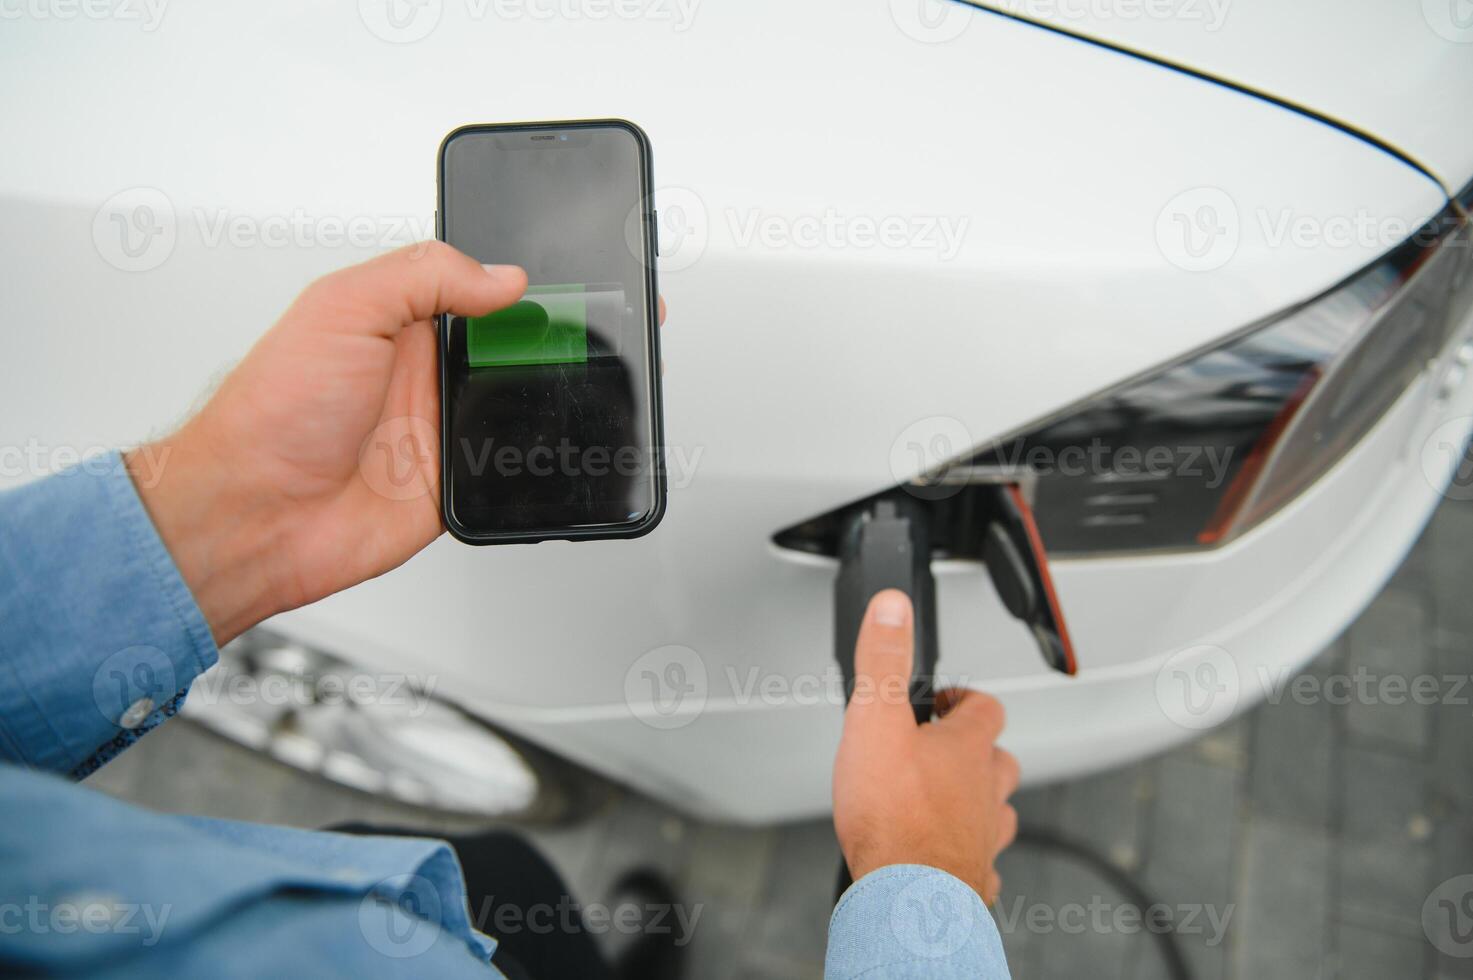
[2,1,1471,823]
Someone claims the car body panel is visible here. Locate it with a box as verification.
[959,0,1473,190]
[0,2,1462,821]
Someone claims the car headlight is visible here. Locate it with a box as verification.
[775,194,1472,560]
[968,201,1471,555]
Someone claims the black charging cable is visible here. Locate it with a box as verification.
[1014,828,1193,980]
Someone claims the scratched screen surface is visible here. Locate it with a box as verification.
[441,126,656,534]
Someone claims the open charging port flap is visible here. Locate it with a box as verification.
[776,467,1078,676]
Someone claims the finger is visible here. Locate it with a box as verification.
[302,241,527,339]
[845,590,917,734]
[995,803,1019,853]
[934,687,968,717]
[982,870,1002,906]
[658,294,667,326]
[994,748,1021,802]
[931,687,1006,744]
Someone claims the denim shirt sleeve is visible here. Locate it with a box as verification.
[0,451,218,777]
[825,865,1012,979]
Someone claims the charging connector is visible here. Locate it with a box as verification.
[832,496,939,724]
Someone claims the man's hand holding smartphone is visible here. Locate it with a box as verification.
[126,241,665,647]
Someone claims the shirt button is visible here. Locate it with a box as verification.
[119,697,155,729]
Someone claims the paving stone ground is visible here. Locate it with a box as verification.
[89,473,1473,979]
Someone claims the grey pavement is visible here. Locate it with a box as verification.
[87,479,1473,979]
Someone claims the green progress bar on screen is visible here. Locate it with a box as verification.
[466,284,588,368]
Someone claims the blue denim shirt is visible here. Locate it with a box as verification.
[0,453,1010,978]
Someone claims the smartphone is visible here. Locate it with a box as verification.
[437,120,665,544]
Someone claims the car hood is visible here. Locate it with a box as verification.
[961,0,1473,191]
[0,0,1448,498]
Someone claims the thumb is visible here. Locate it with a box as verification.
[296,241,527,340]
[846,589,917,733]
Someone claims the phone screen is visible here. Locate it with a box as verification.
[439,123,661,541]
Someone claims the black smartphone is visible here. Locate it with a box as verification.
[437,120,664,545]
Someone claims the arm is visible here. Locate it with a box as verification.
[826,590,1020,979]
[0,244,529,775]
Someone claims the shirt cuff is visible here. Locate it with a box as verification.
[825,865,1012,980]
[0,451,218,776]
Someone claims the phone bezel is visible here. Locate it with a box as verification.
[436,119,666,545]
